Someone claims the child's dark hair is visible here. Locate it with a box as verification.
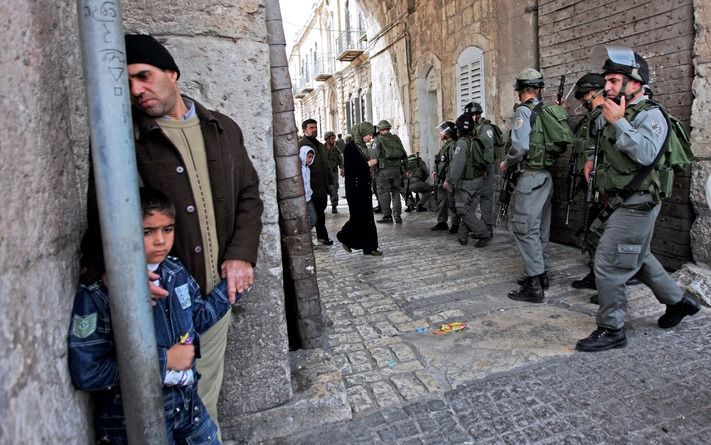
[140,187,176,219]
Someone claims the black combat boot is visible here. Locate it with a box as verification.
[508,275,544,303]
[572,270,596,289]
[416,205,427,212]
[576,327,626,352]
[377,215,393,224]
[404,205,415,213]
[474,233,493,248]
[449,224,459,234]
[394,215,403,224]
[431,222,448,231]
[658,294,701,329]
[517,271,549,289]
[590,294,599,305]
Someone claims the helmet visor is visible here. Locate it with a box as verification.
[591,45,638,72]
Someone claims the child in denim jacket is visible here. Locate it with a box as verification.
[68,188,238,444]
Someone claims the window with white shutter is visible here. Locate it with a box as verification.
[456,47,485,115]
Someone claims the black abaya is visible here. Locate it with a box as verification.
[336,141,379,252]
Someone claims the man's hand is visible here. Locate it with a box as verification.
[221,259,254,304]
[367,159,378,167]
[602,95,625,124]
[148,270,168,306]
[499,161,508,173]
[443,180,449,191]
[583,160,594,182]
[166,343,195,371]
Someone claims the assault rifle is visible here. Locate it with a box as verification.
[494,168,518,226]
[557,75,566,104]
[581,126,602,253]
[564,151,579,225]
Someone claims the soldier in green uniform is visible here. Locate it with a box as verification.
[576,46,700,352]
[323,131,343,213]
[403,154,433,212]
[373,120,408,224]
[431,121,458,231]
[444,113,493,247]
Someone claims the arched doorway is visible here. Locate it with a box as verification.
[416,63,441,169]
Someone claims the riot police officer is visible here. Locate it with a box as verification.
[464,101,498,238]
[431,121,458,231]
[444,113,493,247]
[501,69,552,303]
[576,45,700,352]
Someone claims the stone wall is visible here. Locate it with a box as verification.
[537,0,696,270]
[1,0,292,442]
[122,0,291,421]
[0,0,92,442]
[691,0,711,265]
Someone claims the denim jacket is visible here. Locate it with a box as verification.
[67,257,232,436]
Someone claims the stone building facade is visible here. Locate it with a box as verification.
[293,0,710,271]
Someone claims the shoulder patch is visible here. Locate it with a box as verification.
[513,118,525,130]
[175,284,192,309]
[486,129,494,139]
[72,313,98,338]
[454,145,461,155]
[650,120,663,139]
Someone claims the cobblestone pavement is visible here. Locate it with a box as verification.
[275,202,710,444]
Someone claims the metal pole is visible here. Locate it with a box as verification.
[76,1,168,443]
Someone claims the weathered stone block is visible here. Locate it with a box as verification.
[672,262,711,306]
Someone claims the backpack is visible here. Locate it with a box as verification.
[649,101,694,199]
[477,118,505,148]
[528,103,574,168]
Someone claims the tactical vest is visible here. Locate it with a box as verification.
[436,139,455,179]
[462,135,491,180]
[595,100,662,195]
[377,133,405,169]
[572,107,602,171]
[519,102,573,170]
[475,118,505,149]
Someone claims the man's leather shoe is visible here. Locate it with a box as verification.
[363,248,383,256]
[590,294,599,305]
[658,294,700,329]
[474,233,493,248]
[331,206,338,214]
[377,216,393,224]
[449,224,459,234]
[508,276,544,303]
[319,238,334,246]
[416,205,427,212]
[517,272,549,290]
[431,222,448,231]
[572,271,596,290]
[404,206,414,213]
[576,327,626,352]
[394,216,403,224]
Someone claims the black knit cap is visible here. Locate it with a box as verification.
[125,34,180,79]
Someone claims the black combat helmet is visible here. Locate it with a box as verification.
[463,101,483,115]
[455,113,475,134]
[573,73,606,100]
[436,121,457,136]
[592,45,649,84]
[514,68,545,91]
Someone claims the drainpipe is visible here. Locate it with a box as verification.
[76,1,168,443]
[265,0,323,349]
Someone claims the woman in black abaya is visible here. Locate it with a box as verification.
[337,121,382,256]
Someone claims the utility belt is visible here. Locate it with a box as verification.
[462,169,486,180]
[596,191,658,224]
[518,168,547,177]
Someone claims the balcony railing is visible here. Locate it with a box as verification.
[336,30,366,62]
[314,57,336,81]
[292,76,314,99]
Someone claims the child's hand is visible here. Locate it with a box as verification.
[147,270,168,306]
[166,344,195,370]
